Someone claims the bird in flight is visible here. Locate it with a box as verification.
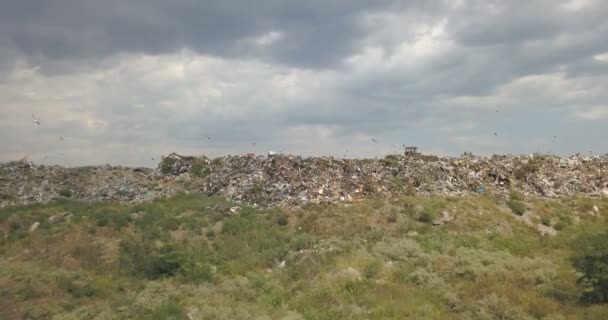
[59,137,64,141]
[32,114,40,127]
[494,132,498,136]
[371,138,377,143]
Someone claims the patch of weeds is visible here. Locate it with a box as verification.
[111,214,130,230]
[291,233,318,251]
[55,276,97,298]
[417,208,435,223]
[541,216,551,227]
[191,159,211,178]
[150,301,187,320]
[118,237,182,280]
[277,213,289,226]
[382,154,400,166]
[364,260,382,279]
[58,189,73,198]
[510,190,525,201]
[507,200,526,216]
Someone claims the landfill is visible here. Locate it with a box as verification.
[1,152,607,208]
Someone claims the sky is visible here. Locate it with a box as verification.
[1,0,607,167]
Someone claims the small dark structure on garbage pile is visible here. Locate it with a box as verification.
[404,146,420,156]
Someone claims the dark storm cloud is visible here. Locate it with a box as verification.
[0,0,405,69]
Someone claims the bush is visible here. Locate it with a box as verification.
[541,216,551,227]
[58,189,72,198]
[191,159,211,178]
[364,260,381,279]
[118,238,182,280]
[151,301,187,320]
[277,213,289,226]
[382,155,400,166]
[417,210,434,223]
[571,232,608,303]
[507,200,526,216]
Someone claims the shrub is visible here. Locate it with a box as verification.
[509,191,525,201]
[364,260,381,279]
[58,189,72,198]
[291,233,317,251]
[151,301,187,320]
[541,216,551,227]
[277,213,289,226]
[507,200,526,216]
[417,210,434,223]
[118,238,182,279]
[571,232,608,303]
[191,159,211,178]
[382,155,400,166]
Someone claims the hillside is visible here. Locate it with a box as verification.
[2,153,608,319]
[1,192,608,319]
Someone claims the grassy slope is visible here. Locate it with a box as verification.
[1,193,608,320]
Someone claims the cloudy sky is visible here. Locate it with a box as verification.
[1,0,607,167]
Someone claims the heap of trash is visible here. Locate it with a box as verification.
[1,152,607,208]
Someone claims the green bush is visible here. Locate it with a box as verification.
[151,301,187,320]
[58,189,72,198]
[510,190,525,201]
[118,238,182,280]
[417,210,434,223]
[191,159,211,178]
[507,200,526,216]
[571,232,608,303]
[364,260,381,279]
[277,213,289,226]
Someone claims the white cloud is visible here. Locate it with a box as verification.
[253,31,284,46]
[594,52,608,62]
[577,106,608,120]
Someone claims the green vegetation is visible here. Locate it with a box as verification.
[58,188,73,198]
[572,231,608,303]
[1,193,608,319]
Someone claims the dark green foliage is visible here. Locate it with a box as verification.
[417,209,434,223]
[190,159,211,178]
[151,301,187,320]
[507,200,526,216]
[55,277,97,298]
[364,260,381,279]
[382,154,400,166]
[118,237,182,280]
[572,232,608,303]
[277,213,289,226]
[290,233,317,251]
[58,189,72,198]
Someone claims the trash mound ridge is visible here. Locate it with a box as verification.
[1,152,607,207]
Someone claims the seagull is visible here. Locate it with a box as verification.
[494,132,498,136]
[32,114,40,127]
[371,138,377,143]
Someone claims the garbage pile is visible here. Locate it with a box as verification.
[165,153,608,207]
[1,153,607,208]
[0,160,183,208]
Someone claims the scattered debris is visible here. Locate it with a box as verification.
[29,222,40,232]
[48,212,73,223]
